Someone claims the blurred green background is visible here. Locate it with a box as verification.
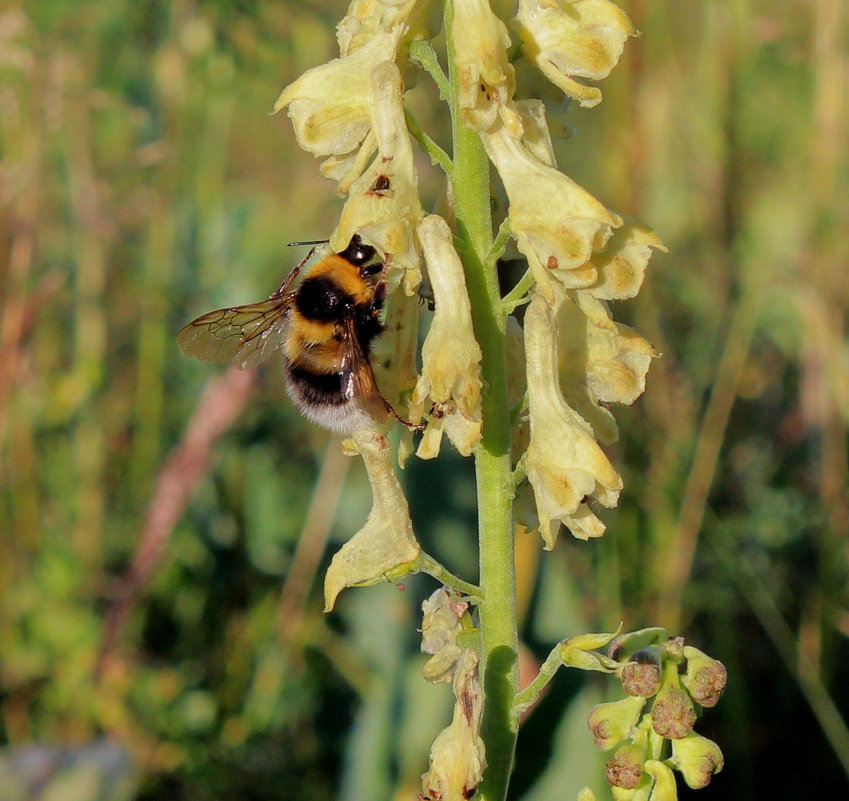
[1,0,847,799]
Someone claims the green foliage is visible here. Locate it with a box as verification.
[1,1,847,800]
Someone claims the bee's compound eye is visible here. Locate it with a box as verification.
[341,235,377,266]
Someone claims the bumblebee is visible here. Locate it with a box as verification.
[177,235,409,434]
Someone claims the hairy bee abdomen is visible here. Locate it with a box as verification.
[284,362,376,434]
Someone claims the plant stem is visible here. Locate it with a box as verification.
[415,551,484,602]
[444,2,518,798]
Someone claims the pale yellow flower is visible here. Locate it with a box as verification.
[276,0,432,176]
[332,60,425,294]
[274,30,401,166]
[556,291,656,443]
[514,0,636,108]
[451,0,520,134]
[411,215,483,458]
[370,290,421,436]
[337,0,430,57]
[481,120,623,299]
[324,430,421,610]
[524,292,622,546]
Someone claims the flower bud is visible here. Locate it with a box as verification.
[606,743,646,789]
[607,627,667,662]
[681,646,727,708]
[621,646,664,698]
[671,732,724,789]
[650,688,696,740]
[587,694,645,751]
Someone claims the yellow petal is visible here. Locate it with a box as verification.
[332,61,425,292]
[451,0,520,133]
[274,29,403,158]
[515,0,636,108]
[587,220,667,301]
[524,292,622,547]
[324,431,421,610]
[412,215,483,458]
[552,292,655,447]
[337,0,427,56]
[481,121,622,294]
[572,292,656,405]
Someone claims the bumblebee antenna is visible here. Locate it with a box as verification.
[287,239,329,247]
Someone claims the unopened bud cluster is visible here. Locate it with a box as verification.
[586,629,726,799]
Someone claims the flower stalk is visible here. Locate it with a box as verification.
[267,0,722,798]
[444,3,520,796]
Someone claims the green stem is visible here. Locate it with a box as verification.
[444,2,518,799]
[404,107,454,177]
[512,645,563,717]
[415,551,484,602]
[501,269,534,314]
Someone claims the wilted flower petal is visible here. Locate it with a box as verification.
[481,122,622,296]
[514,98,558,166]
[324,431,421,610]
[514,0,636,108]
[421,649,486,801]
[411,215,483,458]
[524,292,623,547]
[451,0,520,134]
[421,587,472,683]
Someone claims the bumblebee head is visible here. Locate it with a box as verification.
[339,235,380,274]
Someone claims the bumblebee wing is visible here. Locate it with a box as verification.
[177,294,295,370]
[339,316,390,415]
